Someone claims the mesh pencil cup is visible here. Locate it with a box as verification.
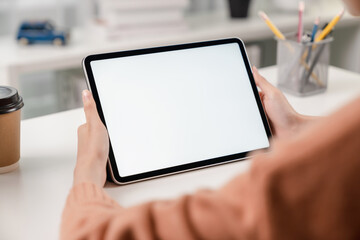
[276,34,333,96]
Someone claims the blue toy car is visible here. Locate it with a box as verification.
[17,21,69,46]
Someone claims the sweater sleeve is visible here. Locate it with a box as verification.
[60,175,261,240]
[60,97,360,240]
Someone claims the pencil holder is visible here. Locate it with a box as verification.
[276,34,333,96]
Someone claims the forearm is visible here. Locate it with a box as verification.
[60,180,252,240]
[61,98,360,240]
[60,183,123,240]
[298,114,322,125]
[61,151,360,240]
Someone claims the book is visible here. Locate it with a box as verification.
[96,0,189,39]
[98,0,189,11]
[104,9,185,27]
[106,22,187,39]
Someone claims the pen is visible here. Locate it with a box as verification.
[315,8,345,42]
[310,17,320,42]
[304,44,326,85]
[297,1,305,43]
[305,17,320,63]
[258,11,286,40]
[300,17,321,90]
[303,23,331,87]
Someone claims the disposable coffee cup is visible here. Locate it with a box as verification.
[0,86,24,173]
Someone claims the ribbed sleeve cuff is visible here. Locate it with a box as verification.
[66,182,119,208]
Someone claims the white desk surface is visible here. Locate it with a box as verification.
[1,66,360,239]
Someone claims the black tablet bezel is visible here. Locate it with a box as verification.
[83,38,272,184]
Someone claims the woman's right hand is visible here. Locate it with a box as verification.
[252,66,315,138]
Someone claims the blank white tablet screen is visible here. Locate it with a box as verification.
[90,43,269,177]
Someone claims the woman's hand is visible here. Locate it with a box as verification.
[73,90,109,188]
[252,66,316,138]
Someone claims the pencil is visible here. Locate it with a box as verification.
[315,8,345,42]
[258,11,286,40]
[297,1,305,43]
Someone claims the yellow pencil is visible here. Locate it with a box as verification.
[258,11,286,40]
[315,8,345,42]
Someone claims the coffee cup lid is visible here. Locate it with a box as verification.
[0,86,24,114]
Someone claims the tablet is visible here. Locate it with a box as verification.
[83,38,272,184]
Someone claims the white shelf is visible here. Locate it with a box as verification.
[0,11,359,87]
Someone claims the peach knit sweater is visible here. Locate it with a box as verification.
[61,97,360,240]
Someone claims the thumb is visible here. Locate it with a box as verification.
[252,66,274,94]
[82,90,101,125]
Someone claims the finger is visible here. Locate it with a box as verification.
[82,90,101,125]
[252,66,274,93]
[258,91,265,101]
[258,91,269,115]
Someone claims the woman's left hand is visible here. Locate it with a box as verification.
[73,90,109,188]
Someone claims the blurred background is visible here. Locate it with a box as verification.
[0,0,359,119]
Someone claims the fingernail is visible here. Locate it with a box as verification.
[253,66,258,72]
[82,90,90,102]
